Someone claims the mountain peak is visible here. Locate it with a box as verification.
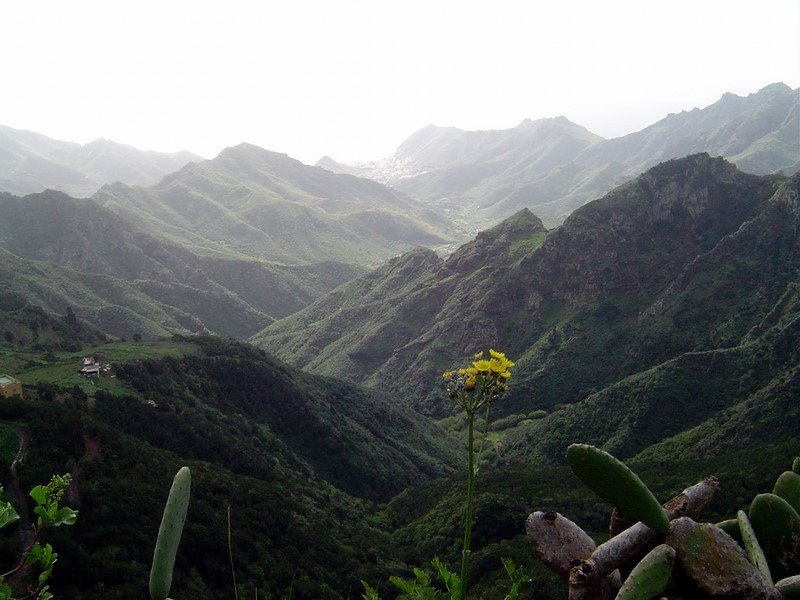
[446,208,547,272]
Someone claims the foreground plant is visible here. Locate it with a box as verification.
[362,350,520,599]
[0,475,77,600]
[527,447,800,599]
[443,349,514,598]
[150,466,191,600]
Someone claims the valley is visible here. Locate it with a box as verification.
[0,82,797,599]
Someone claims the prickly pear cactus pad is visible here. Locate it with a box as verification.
[566,444,669,533]
[774,471,800,514]
[748,493,800,581]
[615,544,674,600]
[776,574,800,598]
[666,517,776,599]
[792,457,800,475]
[525,511,596,578]
[737,510,772,584]
[150,466,191,600]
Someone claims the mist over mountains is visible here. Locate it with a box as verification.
[0,82,798,598]
[320,82,799,227]
[0,125,201,197]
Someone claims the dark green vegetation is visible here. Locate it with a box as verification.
[0,190,363,338]
[326,82,799,227]
[253,207,548,383]
[250,153,800,598]
[257,157,799,462]
[0,125,200,197]
[94,143,452,266]
[0,87,797,598]
[0,337,460,599]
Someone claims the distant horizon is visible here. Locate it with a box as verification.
[3,80,796,167]
[3,0,799,165]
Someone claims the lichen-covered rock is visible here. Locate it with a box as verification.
[715,518,743,545]
[525,511,596,578]
[667,517,779,599]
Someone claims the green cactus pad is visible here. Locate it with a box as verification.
[566,444,669,533]
[776,574,800,598]
[667,517,774,598]
[615,544,674,600]
[792,457,800,474]
[715,518,743,545]
[150,466,191,600]
[748,493,800,581]
[737,510,772,584]
[774,470,800,514]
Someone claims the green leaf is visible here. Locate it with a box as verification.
[0,503,19,530]
[430,557,460,598]
[33,505,50,524]
[29,485,46,506]
[501,558,530,600]
[0,582,11,600]
[361,581,381,600]
[53,507,78,526]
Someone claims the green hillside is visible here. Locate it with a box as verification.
[0,190,364,338]
[340,83,799,229]
[94,143,452,267]
[0,125,200,197]
[252,207,548,385]
[0,336,460,599]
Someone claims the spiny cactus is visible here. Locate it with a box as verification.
[774,470,800,514]
[737,509,772,584]
[614,544,674,600]
[150,466,191,600]
[776,574,800,598]
[792,457,800,475]
[566,444,669,534]
[527,445,799,599]
[748,492,800,581]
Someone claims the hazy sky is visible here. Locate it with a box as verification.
[2,0,799,164]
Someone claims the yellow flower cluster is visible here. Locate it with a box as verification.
[443,349,515,396]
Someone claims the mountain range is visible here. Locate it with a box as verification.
[0,190,363,338]
[320,82,799,228]
[255,154,800,465]
[0,83,798,599]
[0,125,201,197]
[93,143,452,266]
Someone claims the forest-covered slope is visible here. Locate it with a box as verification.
[94,143,452,266]
[0,190,363,338]
[0,337,461,599]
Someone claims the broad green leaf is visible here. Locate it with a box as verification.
[0,503,19,529]
[53,507,78,526]
[29,485,46,505]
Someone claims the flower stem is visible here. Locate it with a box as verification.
[460,410,476,599]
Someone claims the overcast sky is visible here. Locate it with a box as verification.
[2,0,799,165]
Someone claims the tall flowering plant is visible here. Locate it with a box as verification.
[443,350,514,598]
